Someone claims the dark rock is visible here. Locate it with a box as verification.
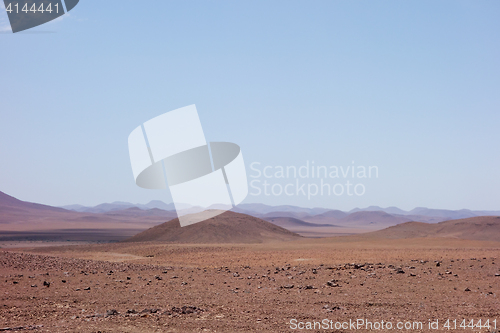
[106,309,119,316]
[171,306,203,315]
[326,280,340,287]
[43,281,50,287]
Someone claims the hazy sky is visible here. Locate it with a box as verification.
[0,1,499,211]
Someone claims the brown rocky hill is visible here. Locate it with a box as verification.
[361,216,500,242]
[0,191,67,213]
[0,191,169,240]
[124,211,301,243]
[304,210,411,226]
[336,211,411,226]
[265,217,335,228]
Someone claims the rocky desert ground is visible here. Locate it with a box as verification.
[1,236,499,332]
[1,193,500,332]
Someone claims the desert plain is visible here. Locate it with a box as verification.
[1,233,500,332]
[1,191,500,332]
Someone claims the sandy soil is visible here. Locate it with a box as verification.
[1,238,499,332]
[0,241,108,249]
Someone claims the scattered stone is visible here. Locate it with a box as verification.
[170,306,203,315]
[282,284,294,289]
[84,287,90,291]
[465,288,471,292]
[106,309,119,316]
[326,280,340,287]
[43,281,50,287]
[323,304,341,311]
[0,325,43,331]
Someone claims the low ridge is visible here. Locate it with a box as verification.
[124,211,301,243]
[265,217,336,228]
[361,216,500,242]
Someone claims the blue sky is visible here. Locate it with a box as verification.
[0,1,499,211]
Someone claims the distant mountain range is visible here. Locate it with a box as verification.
[61,200,179,213]
[0,191,175,241]
[2,190,500,241]
[56,198,500,238]
[60,201,500,219]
